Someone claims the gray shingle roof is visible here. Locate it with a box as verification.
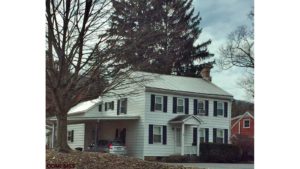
[132,71,233,97]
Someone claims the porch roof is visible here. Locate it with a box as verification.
[169,115,202,124]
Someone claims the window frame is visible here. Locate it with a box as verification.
[119,98,127,114]
[216,129,224,144]
[197,100,205,115]
[177,98,184,114]
[243,119,250,128]
[217,102,224,116]
[153,125,162,144]
[108,101,114,110]
[155,96,163,111]
[199,128,206,143]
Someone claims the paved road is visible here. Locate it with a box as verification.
[166,163,254,169]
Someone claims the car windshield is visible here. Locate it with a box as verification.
[111,140,124,146]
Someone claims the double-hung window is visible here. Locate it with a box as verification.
[216,129,224,143]
[217,102,224,116]
[155,96,162,111]
[199,128,206,143]
[153,126,162,143]
[177,98,184,113]
[197,100,205,115]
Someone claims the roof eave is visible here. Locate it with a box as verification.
[145,87,233,100]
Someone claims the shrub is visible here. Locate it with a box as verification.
[199,143,242,163]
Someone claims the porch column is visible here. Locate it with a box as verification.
[181,123,185,155]
[51,123,55,148]
[95,120,99,145]
[196,125,200,156]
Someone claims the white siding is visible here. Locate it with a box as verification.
[143,92,232,157]
[67,123,85,150]
[82,90,146,159]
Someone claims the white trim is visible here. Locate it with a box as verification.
[154,95,163,111]
[243,119,251,128]
[153,125,163,144]
[177,98,185,114]
[47,115,140,121]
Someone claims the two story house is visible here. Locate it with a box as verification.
[48,70,233,160]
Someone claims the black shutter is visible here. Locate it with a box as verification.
[149,125,153,144]
[192,128,197,146]
[213,101,217,116]
[117,100,120,115]
[224,129,228,144]
[111,101,114,110]
[98,104,102,112]
[115,129,119,138]
[105,102,107,111]
[71,130,74,142]
[124,98,127,114]
[163,96,168,113]
[213,128,217,143]
[205,100,209,116]
[224,102,228,117]
[193,99,197,115]
[163,126,167,145]
[173,97,177,113]
[205,128,209,143]
[185,98,189,114]
[150,94,155,112]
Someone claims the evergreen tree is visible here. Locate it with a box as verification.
[108,0,213,76]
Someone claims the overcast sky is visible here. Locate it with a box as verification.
[193,0,254,102]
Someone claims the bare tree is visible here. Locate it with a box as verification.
[218,9,254,98]
[46,0,146,152]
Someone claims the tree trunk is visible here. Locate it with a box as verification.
[55,113,72,152]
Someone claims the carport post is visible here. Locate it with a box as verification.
[51,123,55,148]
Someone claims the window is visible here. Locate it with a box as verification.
[216,129,224,143]
[177,98,184,113]
[217,102,224,116]
[243,119,250,128]
[155,96,162,111]
[197,100,205,115]
[67,130,73,142]
[120,98,127,114]
[153,126,162,143]
[108,101,114,110]
[199,128,205,143]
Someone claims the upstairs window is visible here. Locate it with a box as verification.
[177,98,184,113]
[217,102,224,116]
[155,96,162,111]
[197,100,205,115]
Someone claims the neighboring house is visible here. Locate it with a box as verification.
[231,111,254,140]
[48,69,233,159]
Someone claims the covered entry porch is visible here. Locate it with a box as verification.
[169,115,203,156]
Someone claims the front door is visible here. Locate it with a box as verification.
[174,127,181,154]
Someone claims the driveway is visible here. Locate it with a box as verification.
[166,163,254,169]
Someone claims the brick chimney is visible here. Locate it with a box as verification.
[200,64,213,81]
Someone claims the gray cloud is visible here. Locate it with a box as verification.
[193,0,254,101]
